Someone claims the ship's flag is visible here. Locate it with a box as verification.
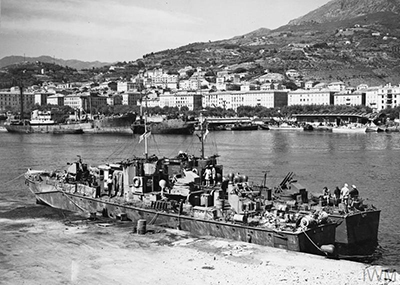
[139,131,151,143]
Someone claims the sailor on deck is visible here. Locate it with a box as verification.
[349,185,359,199]
[340,183,350,204]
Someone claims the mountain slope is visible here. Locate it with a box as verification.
[136,7,400,87]
[0,55,111,70]
[289,0,400,25]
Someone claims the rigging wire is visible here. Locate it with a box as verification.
[3,173,25,185]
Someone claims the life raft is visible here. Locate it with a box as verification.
[133,177,142,188]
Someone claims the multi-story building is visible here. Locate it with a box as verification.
[159,91,202,111]
[288,89,335,106]
[34,90,56,106]
[106,93,123,106]
[365,86,380,110]
[121,92,142,106]
[143,68,179,89]
[327,81,346,91]
[117,81,135,93]
[334,91,366,106]
[64,92,107,112]
[47,94,65,106]
[376,83,400,110]
[0,87,35,112]
[202,90,288,111]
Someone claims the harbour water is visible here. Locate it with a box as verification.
[0,130,399,271]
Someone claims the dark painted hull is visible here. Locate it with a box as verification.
[132,121,195,135]
[26,179,336,256]
[231,125,258,131]
[52,128,84,134]
[87,113,137,134]
[4,124,35,133]
[258,124,270,130]
[329,210,380,247]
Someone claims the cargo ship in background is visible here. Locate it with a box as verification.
[131,115,196,135]
[4,109,137,134]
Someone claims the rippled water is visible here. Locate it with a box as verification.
[0,130,399,270]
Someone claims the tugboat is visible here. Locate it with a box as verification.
[24,113,337,257]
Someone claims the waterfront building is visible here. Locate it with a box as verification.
[0,87,35,112]
[202,90,288,111]
[64,92,107,112]
[365,86,380,111]
[159,91,202,111]
[376,83,400,110]
[293,112,371,125]
[288,89,335,106]
[334,90,365,106]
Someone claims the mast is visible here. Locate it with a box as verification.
[144,92,148,160]
[198,111,207,159]
[19,83,24,122]
[19,70,26,123]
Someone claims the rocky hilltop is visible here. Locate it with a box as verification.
[138,0,400,87]
[289,0,400,25]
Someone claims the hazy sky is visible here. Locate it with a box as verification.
[0,0,331,63]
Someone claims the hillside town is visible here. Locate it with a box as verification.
[0,65,399,116]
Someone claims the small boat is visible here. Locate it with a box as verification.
[269,123,303,131]
[303,124,332,132]
[258,124,270,130]
[366,124,386,133]
[231,122,258,131]
[332,125,367,133]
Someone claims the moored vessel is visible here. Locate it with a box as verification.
[230,122,258,131]
[276,173,380,258]
[131,117,196,135]
[24,115,337,257]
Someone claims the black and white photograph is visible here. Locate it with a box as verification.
[0,0,399,284]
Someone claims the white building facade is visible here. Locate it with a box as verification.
[202,90,288,111]
[376,84,400,110]
[288,89,334,106]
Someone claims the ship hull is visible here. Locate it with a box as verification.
[5,123,91,134]
[132,120,195,135]
[329,210,380,256]
[4,124,35,133]
[26,178,335,256]
[87,113,137,134]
